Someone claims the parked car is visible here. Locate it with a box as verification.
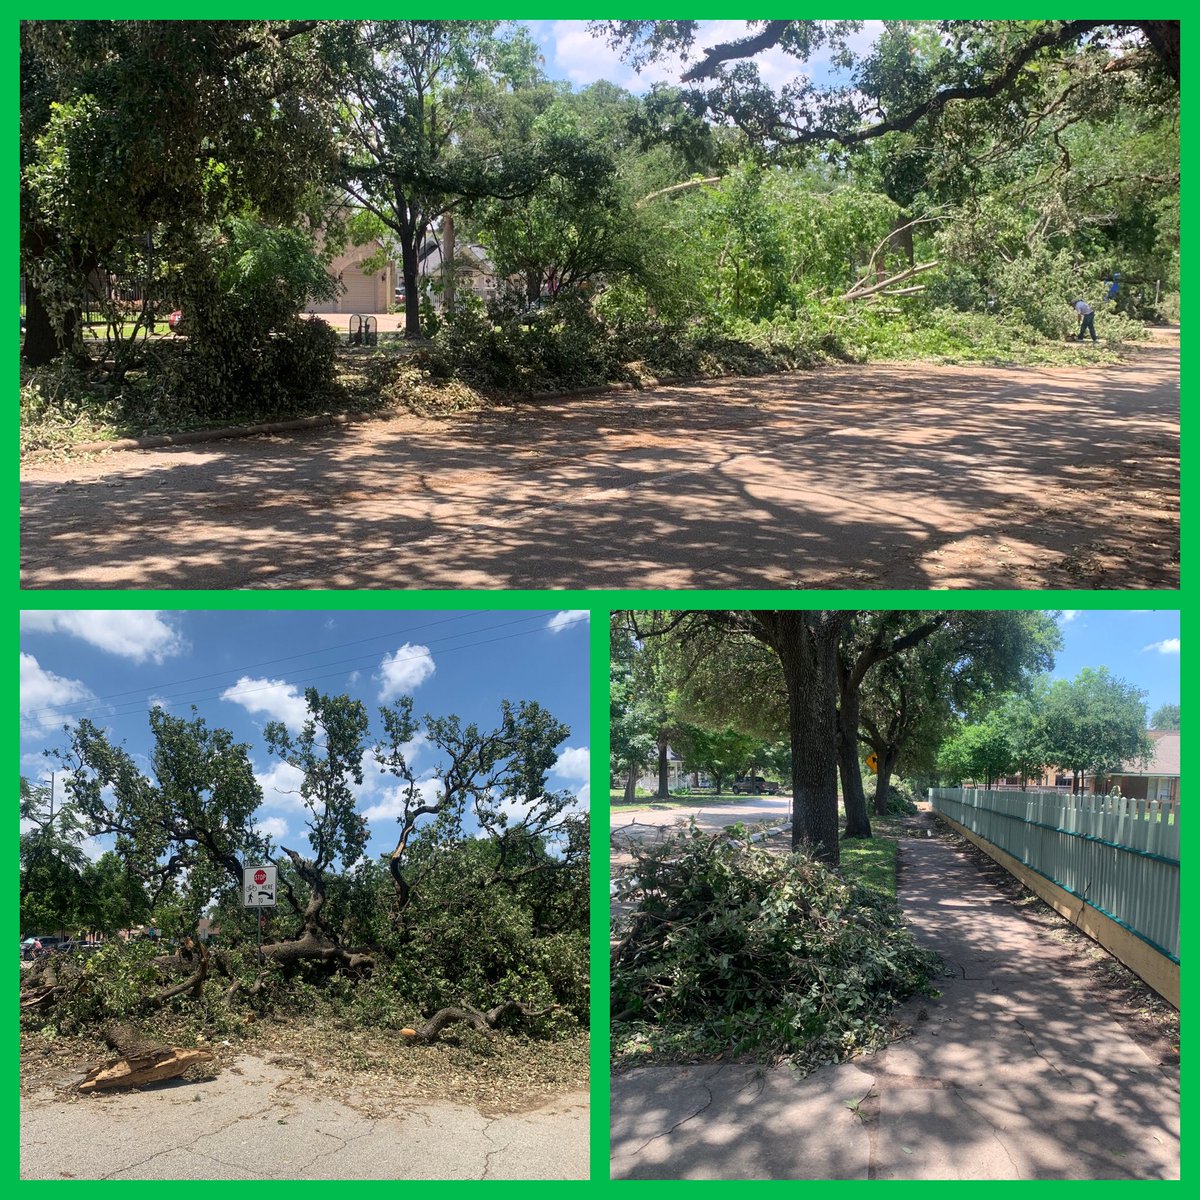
[167,309,185,332]
[731,776,780,795]
[22,935,69,959]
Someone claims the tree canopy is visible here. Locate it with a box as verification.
[615,609,1059,864]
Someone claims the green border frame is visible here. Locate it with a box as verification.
[14,5,1188,1188]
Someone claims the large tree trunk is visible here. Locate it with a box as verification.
[872,747,900,815]
[21,277,61,366]
[890,213,915,268]
[1136,20,1180,86]
[395,200,423,339]
[259,929,373,973]
[838,687,871,838]
[624,763,637,803]
[761,613,844,865]
[21,273,81,367]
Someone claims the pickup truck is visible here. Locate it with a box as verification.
[731,776,781,795]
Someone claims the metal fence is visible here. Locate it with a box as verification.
[930,787,1180,961]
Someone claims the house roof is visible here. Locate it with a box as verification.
[418,241,496,276]
[1114,730,1180,778]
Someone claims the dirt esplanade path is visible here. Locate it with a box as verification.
[21,340,1178,591]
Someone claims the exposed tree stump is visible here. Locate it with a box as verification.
[78,1024,213,1093]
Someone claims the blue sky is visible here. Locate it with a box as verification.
[20,609,591,863]
[521,20,879,94]
[1049,609,1179,721]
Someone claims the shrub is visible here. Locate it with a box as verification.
[883,778,922,815]
[611,823,939,1068]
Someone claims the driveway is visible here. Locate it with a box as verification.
[21,344,1178,590]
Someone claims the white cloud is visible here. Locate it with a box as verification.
[347,670,361,684]
[21,752,52,776]
[221,677,311,729]
[548,609,590,635]
[79,835,107,863]
[377,643,436,700]
[544,20,678,90]
[20,653,94,734]
[21,610,186,663]
[254,761,308,809]
[255,816,289,842]
[553,745,590,782]
[1143,638,1180,655]
[362,776,444,824]
[1059,610,1079,623]
[359,732,428,795]
[148,695,170,711]
[552,745,591,807]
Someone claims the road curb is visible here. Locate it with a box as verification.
[55,412,363,457]
[24,372,739,460]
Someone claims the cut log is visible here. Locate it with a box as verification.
[78,1047,214,1093]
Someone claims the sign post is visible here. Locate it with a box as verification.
[243,866,277,964]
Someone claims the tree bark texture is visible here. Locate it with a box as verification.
[838,685,871,838]
[755,612,845,866]
[872,747,900,815]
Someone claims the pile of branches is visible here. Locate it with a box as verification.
[21,940,559,1064]
[611,824,940,1068]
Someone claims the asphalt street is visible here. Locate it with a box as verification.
[21,1054,588,1180]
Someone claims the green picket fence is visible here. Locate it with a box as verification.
[930,787,1180,961]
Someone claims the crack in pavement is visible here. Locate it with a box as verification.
[631,1080,716,1156]
[1011,1015,1076,1089]
[480,1114,509,1180]
[99,1110,249,1180]
[954,1089,1024,1180]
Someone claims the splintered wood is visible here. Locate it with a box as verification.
[78,1047,214,1093]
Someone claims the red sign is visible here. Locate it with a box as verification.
[254,869,267,885]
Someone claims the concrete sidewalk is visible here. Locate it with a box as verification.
[610,826,1179,1180]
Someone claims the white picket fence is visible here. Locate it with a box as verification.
[929,787,1180,961]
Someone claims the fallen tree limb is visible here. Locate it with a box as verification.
[78,1023,215,1093]
[20,984,62,1011]
[260,930,374,974]
[637,176,723,207]
[841,261,939,302]
[79,1047,214,1093]
[145,942,209,1009]
[401,1000,557,1044]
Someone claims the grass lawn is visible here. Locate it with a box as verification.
[839,835,898,902]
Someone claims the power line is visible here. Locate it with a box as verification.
[21,610,569,721]
[21,609,492,718]
[21,614,590,731]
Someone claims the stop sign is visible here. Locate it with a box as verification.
[254,869,267,885]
